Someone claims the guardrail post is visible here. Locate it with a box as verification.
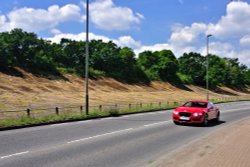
[55,107,59,116]
[150,103,152,107]
[27,108,31,117]
[159,102,161,107]
[166,101,169,106]
[140,103,142,108]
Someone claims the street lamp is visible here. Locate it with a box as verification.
[85,0,89,115]
[206,34,212,101]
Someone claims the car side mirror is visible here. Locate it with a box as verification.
[209,106,214,110]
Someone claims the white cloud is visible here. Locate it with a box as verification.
[240,35,250,46]
[45,1,250,66]
[47,32,111,43]
[207,42,235,58]
[133,1,250,66]
[0,15,9,31]
[135,43,172,56]
[169,23,207,47]
[89,0,144,31]
[114,36,141,49]
[50,28,62,35]
[207,1,250,38]
[0,4,83,33]
[0,15,5,25]
[47,32,142,50]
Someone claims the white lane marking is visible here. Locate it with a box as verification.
[50,123,67,127]
[50,120,94,127]
[143,120,171,127]
[101,117,114,120]
[1,151,29,159]
[67,128,133,144]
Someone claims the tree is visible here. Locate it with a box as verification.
[117,47,149,83]
[178,52,206,85]
[206,54,226,87]
[157,50,179,81]
[0,29,58,74]
[89,40,121,75]
[224,58,248,87]
[138,50,179,82]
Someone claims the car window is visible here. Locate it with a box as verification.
[183,102,207,108]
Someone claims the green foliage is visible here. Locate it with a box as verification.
[177,73,193,84]
[223,58,248,87]
[178,52,206,85]
[138,50,179,82]
[0,29,58,74]
[109,109,120,117]
[206,54,227,87]
[0,29,250,88]
[157,50,179,81]
[89,67,106,77]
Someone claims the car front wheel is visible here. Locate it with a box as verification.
[202,114,209,126]
[215,112,220,122]
[173,121,180,125]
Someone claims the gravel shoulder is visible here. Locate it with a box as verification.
[149,117,250,167]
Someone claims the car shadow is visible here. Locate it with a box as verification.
[178,120,226,127]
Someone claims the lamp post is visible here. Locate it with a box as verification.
[206,34,212,101]
[85,0,89,115]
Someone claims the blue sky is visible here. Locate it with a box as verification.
[1,0,250,66]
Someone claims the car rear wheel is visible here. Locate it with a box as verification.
[215,112,220,122]
[202,114,209,126]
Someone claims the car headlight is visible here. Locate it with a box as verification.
[173,111,179,115]
[193,113,203,117]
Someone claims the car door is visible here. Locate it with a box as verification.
[208,102,217,119]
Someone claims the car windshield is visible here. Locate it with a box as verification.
[183,101,207,108]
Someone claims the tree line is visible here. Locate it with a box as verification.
[0,29,250,88]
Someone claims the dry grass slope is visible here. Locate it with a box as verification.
[0,68,250,110]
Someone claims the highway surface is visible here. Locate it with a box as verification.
[0,101,250,167]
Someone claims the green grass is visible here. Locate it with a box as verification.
[0,104,176,128]
[0,98,249,128]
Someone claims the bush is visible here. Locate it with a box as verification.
[89,67,106,77]
[109,109,120,117]
[177,73,193,84]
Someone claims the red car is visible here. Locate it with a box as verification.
[172,100,220,126]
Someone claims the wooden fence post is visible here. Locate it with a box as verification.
[55,107,59,116]
[99,105,102,112]
[80,105,83,114]
[27,108,31,117]
[129,104,132,110]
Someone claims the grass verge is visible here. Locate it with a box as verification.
[0,99,249,129]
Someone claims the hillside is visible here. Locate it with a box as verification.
[0,68,250,111]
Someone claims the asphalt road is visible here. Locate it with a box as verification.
[0,101,250,167]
